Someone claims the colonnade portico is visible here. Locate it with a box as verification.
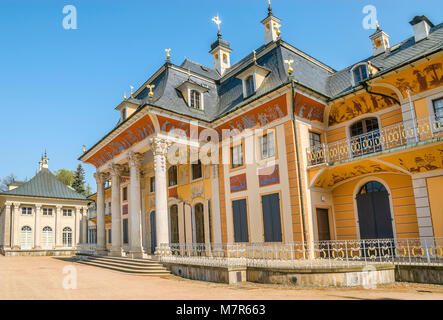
[94,137,172,257]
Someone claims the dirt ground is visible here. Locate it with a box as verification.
[0,256,442,300]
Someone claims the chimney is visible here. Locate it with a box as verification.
[410,15,434,43]
[369,23,390,56]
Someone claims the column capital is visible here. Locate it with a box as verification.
[94,171,109,184]
[12,202,20,208]
[127,151,144,168]
[150,137,172,156]
[109,163,124,177]
[56,205,63,210]
[35,204,42,210]
[5,201,12,208]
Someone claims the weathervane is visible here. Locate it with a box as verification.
[165,48,171,60]
[268,0,272,13]
[146,84,155,98]
[212,14,222,37]
[284,59,294,75]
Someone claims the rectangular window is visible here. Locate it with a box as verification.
[168,165,178,187]
[261,193,282,242]
[192,160,202,180]
[21,207,32,215]
[122,187,128,201]
[150,177,155,193]
[63,209,72,217]
[245,76,255,97]
[433,97,443,121]
[123,219,128,244]
[309,132,322,148]
[259,132,275,159]
[232,199,249,243]
[108,229,112,245]
[231,144,244,168]
[42,208,53,216]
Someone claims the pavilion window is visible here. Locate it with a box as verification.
[433,97,443,122]
[63,209,72,217]
[62,227,72,247]
[259,132,275,159]
[192,160,202,180]
[42,208,53,216]
[122,187,128,201]
[245,75,255,97]
[190,90,201,109]
[353,65,368,84]
[150,177,155,193]
[21,207,32,215]
[168,165,178,187]
[231,144,244,168]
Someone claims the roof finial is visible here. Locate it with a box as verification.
[253,50,257,62]
[376,20,380,31]
[165,48,171,60]
[130,85,134,97]
[123,91,127,100]
[284,59,294,75]
[268,0,272,15]
[187,68,191,80]
[146,84,155,98]
[212,14,222,38]
[41,151,49,170]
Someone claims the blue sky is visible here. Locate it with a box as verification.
[1,0,442,192]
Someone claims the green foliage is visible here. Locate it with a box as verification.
[0,173,17,192]
[55,169,74,186]
[72,164,87,196]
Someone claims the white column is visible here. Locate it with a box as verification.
[127,152,144,258]
[81,207,88,244]
[12,202,20,249]
[34,205,41,249]
[141,175,147,251]
[110,163,124,256]
[75,206,81,247]
[55,205,62,248]
[3,202,11,249]
[151,137,171,254]
[94,172,108,254]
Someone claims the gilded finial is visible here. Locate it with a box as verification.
[165,48,171,60]
[146,84,155,98]
[130,85,134,96]
[187,68,191,80]
[376,21,380,31]
[212,14,222,37]
[274,22,281,37]
[253,50,257,62]
[284,59,294,75]
[82,145,86,153]
[123,91,127,100]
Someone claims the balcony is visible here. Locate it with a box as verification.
[307,116,443,167]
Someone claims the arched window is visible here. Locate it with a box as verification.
[358,181,387,194]
[168,165,178,187]
[194,203,205,244]
[350,118,381,157]
[353,64,368,84]
[190,90,201,109]
[245,75,255,97]
[20,226,32,250]
[170,205,179,244]
[63,227,72,247]
[42,226,53,250]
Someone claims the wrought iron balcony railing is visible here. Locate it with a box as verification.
[306,116,443,167]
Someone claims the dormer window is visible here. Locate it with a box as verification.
[190,90,201,109]
[245,76,255,97]
[352,64,369,86]
[121,108,127,121]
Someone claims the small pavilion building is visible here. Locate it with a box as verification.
[0,154,90,256]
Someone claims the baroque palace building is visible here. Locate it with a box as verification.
[81,4,443,258]
[0,154,90,256]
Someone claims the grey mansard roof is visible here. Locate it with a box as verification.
[124,21,442,124]
[0,168,88,201]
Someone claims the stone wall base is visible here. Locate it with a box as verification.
[163,263,247,284]
[395,265,443,285]
[1,248,76,257]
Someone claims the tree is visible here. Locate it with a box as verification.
[0,174,17,192]
[72,164,87,196]
[55,169,74,186]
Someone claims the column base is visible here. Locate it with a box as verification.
[127,250,144,259]
[110,248,124,257]
[33,246,41,250]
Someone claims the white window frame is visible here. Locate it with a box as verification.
[350,63,369,86]
[259,132,275,159]
[21,207,32,215]
[42,208,53,216]
[62,227,72,247]
[188,89,204,110]
[231,143,244,168]
[63,209,72,217]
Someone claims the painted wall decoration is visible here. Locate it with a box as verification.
[168,187,178,198]
[312,160,401,189]
[230,173,247,193]
[385,56,443,98]
[122,204,128,215]
[217,95,287,137]
[328,91,396,126]
[87,114,156,168]
[294,93,325,123]
[258,165,280,187]
[382,147,443,173]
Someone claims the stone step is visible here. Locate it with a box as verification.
[76,260,171,275]
[87,256,164,267]
[84,257,168,271]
